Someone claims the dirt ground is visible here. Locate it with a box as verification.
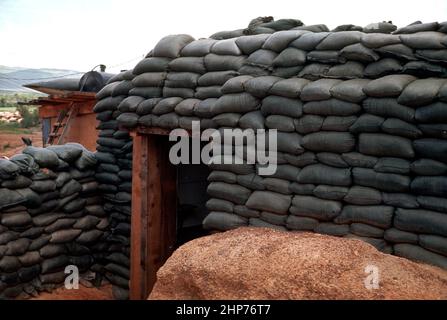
[31,284,114,300]
[0,126,42,157]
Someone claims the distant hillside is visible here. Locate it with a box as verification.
[0,66,81,93]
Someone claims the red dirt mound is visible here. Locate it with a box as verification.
[149,227,447,300]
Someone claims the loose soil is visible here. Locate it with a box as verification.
[0,126,42,157]
[31,284,114,300]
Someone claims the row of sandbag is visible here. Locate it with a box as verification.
[0,144,109,299]
[204,160,447,216]
[127,31,447,94]
[211,19,447,40]
[94,73,136,300]
[102,33,447,117]
[202,162,447,269]
[202,143,447,205]
[112,74,447,131]
[100,29,447,115]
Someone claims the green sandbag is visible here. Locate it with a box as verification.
[246,191,291,214]
[203,211,248,231]
[286,215,319,231]
[334,205,394,228]
[384,228,418,244]
[206,198,234,213]
[394,208,447,237]
[0,159,20,179]
[46,145,83,162]
[297,164,351,187]
[22,146,59,168]
[301,132,355,153]
[207,182,251,205]
[9,154,39,175]
[290,195,341,221]
[394,244,447,269]
[419,234,447,256]
[358,133,414,158]
[352,167,410,192]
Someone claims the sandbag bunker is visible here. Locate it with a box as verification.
[97,19,447,273]
[3,18,447,301]
[0,144,111,299]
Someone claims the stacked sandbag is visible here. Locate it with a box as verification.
[94,72,137,300]
[211,18,306,40]
[109,20,447,271]
[0,144,104,299]
[94,35,205,300]
[376,76,447,269]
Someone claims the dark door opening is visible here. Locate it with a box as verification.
[176,162,210,246]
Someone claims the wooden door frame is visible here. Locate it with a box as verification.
[128,127,190,300]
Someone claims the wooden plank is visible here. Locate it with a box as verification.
[144,135,163,296]
[160,139,178,261]
[36,97,75,104]
[135,126,191,137]
[38,102,94,118]
[140,137,150,298]
[39,105,68,118]
[68,92,97,99]
[66,112,99,151]
[129,133,148,300]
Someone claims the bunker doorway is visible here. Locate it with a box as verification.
[128,127,210,299]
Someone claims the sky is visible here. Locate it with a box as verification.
[0,0,446,74]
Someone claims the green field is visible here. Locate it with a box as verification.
[0,92,40,111]
[0,92,40,129]
[0,105,37,112]
[0,121,34,134]
[0,106,17,112]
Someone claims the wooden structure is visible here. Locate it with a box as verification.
[129,126,193,300]
[25,86,99,150]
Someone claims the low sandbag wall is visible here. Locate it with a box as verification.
[0,144,107,299]
[93,19,447,278]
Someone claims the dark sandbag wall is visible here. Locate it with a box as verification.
[0,144,107,299]
[93,71,142,300]
[106,19,447,271]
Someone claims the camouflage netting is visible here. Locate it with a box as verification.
[91,18,447,297]
[0,144,110,299]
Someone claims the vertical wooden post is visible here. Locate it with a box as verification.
[144,135,162,294]
[130,132,148,300]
